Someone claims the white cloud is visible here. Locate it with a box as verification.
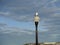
[0,12,10,16]
[51,34,59,37]
[49,34,60,40]
[0,26,34,35]
[20,30,33,35]
[51,0,57,3]
[40,7,60,14]
[39,0,57,8]
[51,13,60,17]
[40,30,49,32]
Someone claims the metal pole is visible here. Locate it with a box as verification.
[35,22,38,45]
[34,12,40,45]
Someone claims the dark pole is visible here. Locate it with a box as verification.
[35,22,38,45]
[34,12,39,45]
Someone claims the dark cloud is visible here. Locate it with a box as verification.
[0,0,60,22]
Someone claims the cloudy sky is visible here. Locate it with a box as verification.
[0,0,60,45]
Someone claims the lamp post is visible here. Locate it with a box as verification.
[34,12,40,45]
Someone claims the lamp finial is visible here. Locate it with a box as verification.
[36,12,38,16]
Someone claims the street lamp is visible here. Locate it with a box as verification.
[34,12,40,45]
